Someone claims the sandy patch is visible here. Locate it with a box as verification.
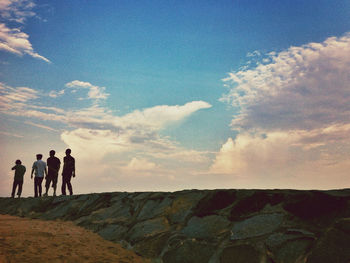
[0,215,149,263]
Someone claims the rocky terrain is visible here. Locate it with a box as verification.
[1,189,350,263]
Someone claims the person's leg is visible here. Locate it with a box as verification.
[44,176,50,196]
[52,174,58,196]
[38,177,43,196]
[11,180,17,198]
[61,175,67,195]
[34,177,38,197]
[67,176,73,195]
[17,181,23,198]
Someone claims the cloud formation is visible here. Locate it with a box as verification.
[221,33,350,131]
[214,33,350,188]
[65,80,109,101]
[0,0,50,62]
[0,80,212,185]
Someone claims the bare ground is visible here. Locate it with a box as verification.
[0,214,150,263]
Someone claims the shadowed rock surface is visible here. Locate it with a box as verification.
[1,189,350,262]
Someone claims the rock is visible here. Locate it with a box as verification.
[181,215,231,239]
[193,190,237,217]
[127,217,170,243]
[133,232,170,258]
[167,191,206,224]
[283,191,348,221]
[266,230,315,249]
[89,200,132,224]
[41,200,81,220]
[231,213,284,240]
[1,189,350,262]
[274,239,313,263]
[306,226,350,263]
[98,224,128,241]
[137,197,173,221]
[162,239,216,263]
[334,218,350,235]
[220,244,262,263]
[75,194,110,217]
[230,191,284,220]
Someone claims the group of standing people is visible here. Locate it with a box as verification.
[11,149,76,198]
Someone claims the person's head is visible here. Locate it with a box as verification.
[65,148,71,156]
[36,154,43,160]
[15,160,21,165]
[49,150,55,157]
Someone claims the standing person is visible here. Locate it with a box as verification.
[44,150,61,197]
[61,149,75,195]
[11,160,26,198]
[31,154,47,197]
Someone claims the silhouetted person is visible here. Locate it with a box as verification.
[44,150,61,197]
[61,149,75,195]
[31,154,47,197]
[11,160,26,198]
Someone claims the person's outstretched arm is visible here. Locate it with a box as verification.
[11,166,16,170]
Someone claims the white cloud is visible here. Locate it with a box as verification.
[210,133,302,176]
[215,33,350,188]
[125,157,158,171]
[65,80,109,100]
[60,101,212,160]
[49,89,65,98]
[0,0,36,24]
[0,1,50,62]
[119,101,212,130]
[221,33,350,131]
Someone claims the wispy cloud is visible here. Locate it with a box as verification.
[0,0,50,62]
[0,82,38,109]
[0,130,23,138]
[24,120,57,131]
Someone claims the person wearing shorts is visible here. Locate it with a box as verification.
[44,150,61,197]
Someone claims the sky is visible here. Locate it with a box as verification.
[1,0,350,197]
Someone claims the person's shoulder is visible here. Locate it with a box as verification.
[54,156,60,161]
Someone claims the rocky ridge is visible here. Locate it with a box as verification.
[1,189,350,263]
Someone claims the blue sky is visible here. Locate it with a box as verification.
[1,0,350,196]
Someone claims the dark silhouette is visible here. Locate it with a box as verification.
[61,149,75,195]
[31,154,48,197]
[11,160,26,198]
[44,150,61,197]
